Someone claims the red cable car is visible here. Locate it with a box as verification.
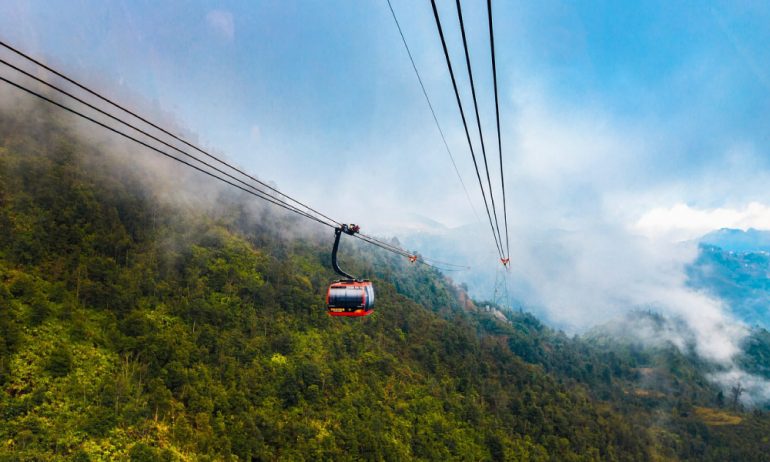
[326,224,375,317]
[327,280,374,317]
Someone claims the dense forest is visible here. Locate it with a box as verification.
[3,100,770,461]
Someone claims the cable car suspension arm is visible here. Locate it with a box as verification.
[332,224,360,280]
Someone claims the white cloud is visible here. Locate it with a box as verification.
[206,10,234,41]
[633,202,770,242]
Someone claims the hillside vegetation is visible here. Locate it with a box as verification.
[2,102,770,461]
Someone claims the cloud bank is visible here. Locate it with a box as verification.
[634,202,770,242]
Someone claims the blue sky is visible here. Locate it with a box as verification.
[2,0,770,243]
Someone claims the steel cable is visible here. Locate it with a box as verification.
[487,0,510,260]
[429,0,504,259]
[0,39,342,228]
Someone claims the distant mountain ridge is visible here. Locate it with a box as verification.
[688,229,770,329]
[700,228,770,253]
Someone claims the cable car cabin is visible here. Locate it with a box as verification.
[326,225,374,317]
[326,280,374,317]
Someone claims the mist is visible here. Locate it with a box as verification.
[401,84,770,404]
[0,69,335,266]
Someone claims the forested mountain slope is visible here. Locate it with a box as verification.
[2,102,770,461]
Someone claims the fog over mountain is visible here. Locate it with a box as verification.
[400,223,770,403]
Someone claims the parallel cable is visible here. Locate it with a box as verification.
[487,0,510,260]
[0,75,334,229]
[355,233,413,258]
[429,0,504,259]
[0,65,465,271]
[0,57,337,229]
[0,39,341,228]
[357,231,469,269]
[0,41,462,269]
[355,232,460,267]
[354,234,466,272]
[385,0,481,227]
[454,0,504,259]
[418,255,470,270]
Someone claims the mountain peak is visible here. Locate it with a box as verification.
[700,228,770,253]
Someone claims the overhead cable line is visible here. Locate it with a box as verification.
[358,232,469,269]
[0,40,465,271]
[354,229,469,269]
[0,72,459,270]
[487,0,510,260]
[0,53,465,272]
[0,74,334,229]
[429,0,504,259]
[0,57,338,229]
[354,233,468,271]
[0,39,341,228]
[454,0,504,259]
[417,255,469,270]
[385,0,481,228]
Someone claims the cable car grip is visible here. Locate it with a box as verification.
[331,224,359,280]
